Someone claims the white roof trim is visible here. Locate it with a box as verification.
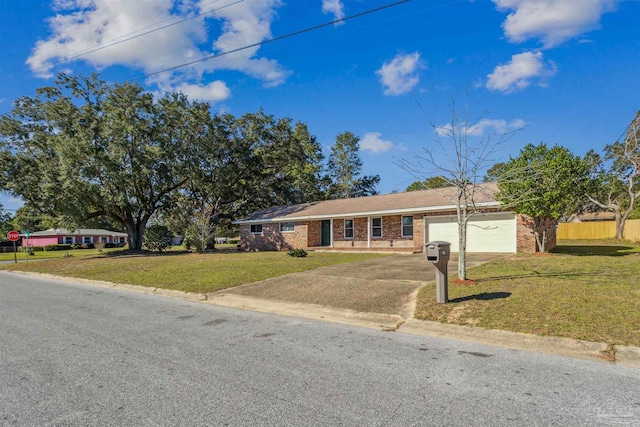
[233,202,502,224]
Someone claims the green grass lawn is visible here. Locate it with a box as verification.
[415,239,640,346]
[0,250,383,294]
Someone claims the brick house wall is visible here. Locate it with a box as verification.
[239,221,309,251]
[332,215,414,251]
[516,215,557,252]
[307,220,322,247]
[239,211,556,253]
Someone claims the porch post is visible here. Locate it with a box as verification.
[330,219,334,248]
[367,216,371,248]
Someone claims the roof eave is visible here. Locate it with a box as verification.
[233,201,502,224]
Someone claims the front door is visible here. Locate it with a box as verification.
[321,220,331,246]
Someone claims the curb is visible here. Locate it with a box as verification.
[399,319,616,365]
[4,270,640,368]
[205,293,403,330]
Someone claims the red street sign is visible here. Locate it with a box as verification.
[7,230,20,242]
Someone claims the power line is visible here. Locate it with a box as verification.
[31,0,245,74]
[613,111,640,143]
[125,0,411,83]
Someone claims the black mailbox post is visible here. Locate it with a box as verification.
[425,241,451,303]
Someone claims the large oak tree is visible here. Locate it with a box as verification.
[0,74,209,250]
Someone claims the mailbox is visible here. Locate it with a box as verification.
[425,241,451,304]
[426,241,450,264]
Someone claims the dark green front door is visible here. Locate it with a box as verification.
[321,220,331,246]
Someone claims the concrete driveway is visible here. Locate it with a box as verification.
[223,253,506,317]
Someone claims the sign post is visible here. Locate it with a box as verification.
[24,231,31,262]
[7,230,20,264]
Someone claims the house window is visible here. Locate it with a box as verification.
[402,216,414,237]
[280,222,295,232]
[371,217,382,238]
[250,224,263,234]
[64,236,73,245]
[83,236,91,244]
[344,219,354,238]
[119,237,125,244]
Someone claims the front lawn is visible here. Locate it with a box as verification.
[0,250,383,294]
[414,240,640,346]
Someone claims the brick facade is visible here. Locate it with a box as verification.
[331,215,415,251]
[307,220,322,247]
[516,215,557,252]
[239,212,556,253]
[239,221,308,251]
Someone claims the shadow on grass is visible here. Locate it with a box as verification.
[552,245,636,257]
[450,292,511,303]
[98,249,190,259]
[474,270,590,282]
[97,247,243,259]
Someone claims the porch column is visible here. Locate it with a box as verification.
[330,219,334,248]
[367,216,371,248]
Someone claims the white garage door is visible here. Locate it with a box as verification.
[426,213,516,253]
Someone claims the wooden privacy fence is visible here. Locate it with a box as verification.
[557,219,640,241]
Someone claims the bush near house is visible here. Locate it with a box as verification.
[287,249,308,257]
[44,244,73,251]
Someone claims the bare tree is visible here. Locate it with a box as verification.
[398,95,521,280]
[587,111,640,239]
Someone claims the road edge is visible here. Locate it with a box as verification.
[4,270,639,368]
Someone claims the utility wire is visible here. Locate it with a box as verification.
[613,112,639,143]
[125,0,411,83]
[30,0,244,74]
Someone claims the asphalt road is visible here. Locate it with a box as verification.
[1,272,639,426]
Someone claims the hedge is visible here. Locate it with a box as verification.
[44,244,73,251]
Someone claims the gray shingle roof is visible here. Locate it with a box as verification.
[236,183,500,223]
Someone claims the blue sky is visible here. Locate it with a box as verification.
[1,0,639,213]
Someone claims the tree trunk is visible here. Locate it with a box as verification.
[457,207,467,281]
[533,218,547,252]
[534,230,547,253]
[126,222,146,251]
[615,213,624,240]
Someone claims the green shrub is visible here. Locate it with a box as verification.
[287,248,308,258]
[23,246,44,252]
[143,224,173,253]
[44,244,73,251]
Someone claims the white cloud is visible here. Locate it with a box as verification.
[174,81,231,102]
[486,51,556,93]
[376,52,423,96]
[210,0,289,85]
[26,0,288,95]
[360,132,394,153]
[436,118,526,137]
[322,0,345,23]
[493,0,619,48]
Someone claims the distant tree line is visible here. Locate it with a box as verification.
[0,74,379,250]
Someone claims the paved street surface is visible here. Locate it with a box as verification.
[1,272,639,426]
